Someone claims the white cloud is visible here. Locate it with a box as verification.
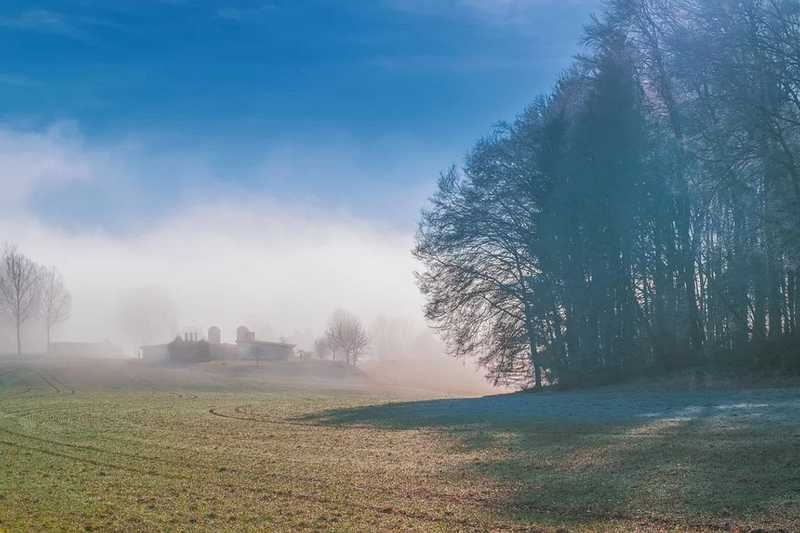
[0,123,98,211]
[0,9,119,41]
[1,201,422,351]
[0,9,85,39]
[0,124,428,353]
[0,122,504,392]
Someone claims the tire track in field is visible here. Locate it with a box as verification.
[0,412,544,522]
[43,370,76,394]
[210,405,724,439]
[0,434,726,532]
[0,425,329,487]
[0,405,733,531]
[0,369,53,403]
[207,404,474,432]
[0,402,75,418]
[0,368,74,396]
[209,406,401,432]
[123,372,199,400]
[0,438,192,481]
[0,387,35,403]
[209,406,606,436]
[6,417,241,467]
[0,436,494,531]
[0,369,75,416]
[0,424,500,510]
[34,370,63,394]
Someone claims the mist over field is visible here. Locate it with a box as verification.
[0,123,496,393]
[2,1,800,530]
[0,198,417,348]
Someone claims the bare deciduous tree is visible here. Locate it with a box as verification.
[40,265,71,352]
[416,0,800,388]
[0,245,41,355]
[368,315,413,359]
[325,310,369,366]
[313,337,331,360]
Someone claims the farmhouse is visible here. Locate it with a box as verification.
[139,343,169,362]
[234,326,295,361]
[168,335,212,364]
[139,325,294,364]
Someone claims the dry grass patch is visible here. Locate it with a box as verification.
[0,359,798,531]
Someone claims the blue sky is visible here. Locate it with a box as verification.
[0,1,605,352]
[1,0,602,231]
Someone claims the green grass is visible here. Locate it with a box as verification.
[0,359,798,531]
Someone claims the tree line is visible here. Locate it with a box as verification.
[0,244,71,355]
[415,0,800,388]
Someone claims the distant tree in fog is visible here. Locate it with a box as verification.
[39,265,71,352]
[0,245,41,355]
[368,315,413,359]
[313,337,331,360]
[325,315,343,361]
[325,310,369,366]
[117,286,178,352]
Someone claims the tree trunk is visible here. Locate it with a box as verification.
[789,270,797,335]
[16,317,22,356]
[525,309,542,389]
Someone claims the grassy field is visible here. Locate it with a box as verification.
[0,358,798,532]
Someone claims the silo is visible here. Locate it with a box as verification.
[208,326,222,345]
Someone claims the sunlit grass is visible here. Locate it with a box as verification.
[0,362,798,531]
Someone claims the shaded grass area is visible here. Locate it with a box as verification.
[305,390,800,530]
[0,360,798,531]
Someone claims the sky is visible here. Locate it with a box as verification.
[0,0,602,352]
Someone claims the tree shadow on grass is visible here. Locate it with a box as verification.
[301,388,800,529]
[303,388,800,429]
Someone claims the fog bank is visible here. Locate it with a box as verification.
[0,122,499,393]
[0,204,419,349]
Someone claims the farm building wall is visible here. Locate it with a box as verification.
[140,344,169,363]
[238,342,293,361]
[168,338,212,364]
